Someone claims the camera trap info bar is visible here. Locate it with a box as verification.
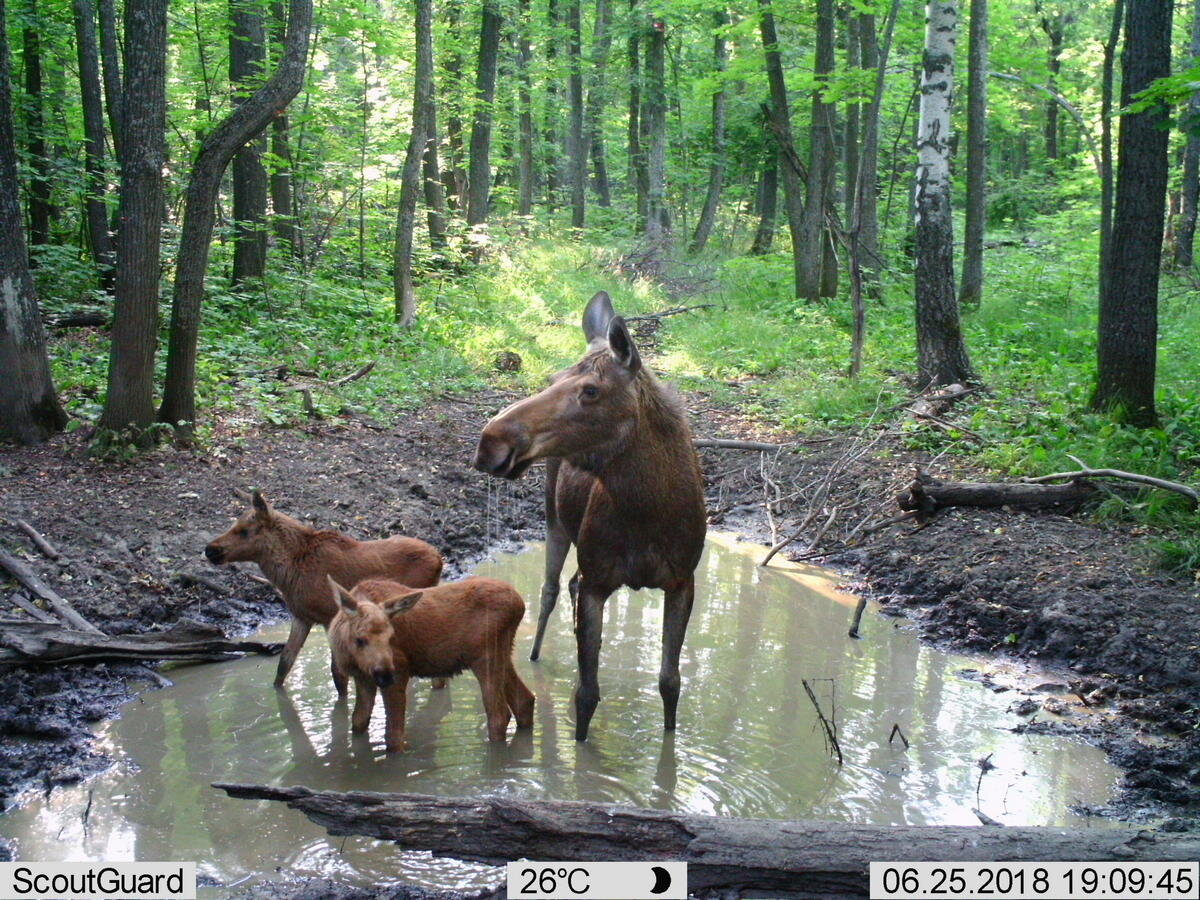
[506,861,687,899]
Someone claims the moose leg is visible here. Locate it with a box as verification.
[573,588,609,741]
[274,618,312,688]
[505,660,535,729]
[659,577,696,731]
[350,675,377,734]
[380,677,410,752]
[473,659,513,741]
[531,523,571,661]
[323,627,348,698]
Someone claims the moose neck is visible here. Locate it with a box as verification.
[571,373,698,511]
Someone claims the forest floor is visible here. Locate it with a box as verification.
[1,384,1199,888]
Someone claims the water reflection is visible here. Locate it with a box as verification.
[1,535,1119,893]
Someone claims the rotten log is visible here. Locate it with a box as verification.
[0,620,282,667]
[213,785,1200,898]
[898,476,1096,514]
[0,549,103,633]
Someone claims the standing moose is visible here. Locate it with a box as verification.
[473,291,706,740]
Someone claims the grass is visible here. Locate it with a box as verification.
[39,203,1200,576]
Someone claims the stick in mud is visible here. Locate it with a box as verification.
[0,549,102,634]
[848,596,868,639]
[13,519,61,560]
[803,678,843,767]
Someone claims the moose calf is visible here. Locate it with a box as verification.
[327,576,535,750]
[205,491,443,695]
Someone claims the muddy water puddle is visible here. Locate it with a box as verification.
[2,534,1120,893]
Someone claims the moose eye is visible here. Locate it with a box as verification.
[580,384,600,401]
[235,528,249,538]
[355,638,367,649]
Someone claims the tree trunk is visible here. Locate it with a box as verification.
[541,0,561,209]
[586,0,613,208]
[842,8,859,227]
[958,0,988,307]
[466,1,502,226]
[689,9,728,255]
[749,143,778,255]
[393,0,433,326]
[73,0,115,289]
[856,13,881,293]
[1174,0,1200,268]
[914,0,974,387]
[230,0,269,284]
[566,0,585,227]
[643,16,669,239]
[1092,0,1172,426]
[96,0,121,162]
[0,0,66,444]
[421,114,448,247]
[798,0,835,300]
[1099,0,1124,298]
[159,0,313,431]
[627,0,646,219]
[758,0,805,298]
[22,1,52,252]
[516,0,535,217]
[1040,13,1063,161]
[267,1,299,258]
[441,0,467,210]
[215,784,1200,899]
[98,0,167,434]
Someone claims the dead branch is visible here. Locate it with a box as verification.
[0,550,102,634]
[0,620,282,668]
[802,679,843,767]
[848,596,868,639]
[7,592,57,624]
[213,784,1200,898]
[12,519,61,560]
[694,438,789,452]
[332,361,376,386]
[1023,456,1198,509]
[623,304,716,323]
[888,724,910,750]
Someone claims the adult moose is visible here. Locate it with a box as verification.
[473,291,706,740]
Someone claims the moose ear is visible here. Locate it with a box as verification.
[232,487,253,503]
[388,592,423,617]
[329,576,359,616]
[251,490,272,518]
[607,316,641,373]
[582,291,616,350]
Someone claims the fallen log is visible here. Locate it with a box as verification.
[213,785,1200,898]
[0,619,282,667]
[12,519,62,560]
[0,549,103,633]
[898,476,1096,513]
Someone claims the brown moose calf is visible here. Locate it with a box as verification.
[204,491,443,695]
[327,576,535,751]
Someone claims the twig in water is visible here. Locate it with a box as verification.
[802,678,843,767]
[973,807,1005,827]
[975,753,996,806]
[888,723,909,750]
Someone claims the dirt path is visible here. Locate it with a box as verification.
[1,388,1197,853]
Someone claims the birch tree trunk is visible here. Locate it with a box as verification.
[0,0,66,444]
[98,0,167,434]
[958,0,987,307]
[914,0,974,387]
[689,9,728,255]
[1092,0,1172,426]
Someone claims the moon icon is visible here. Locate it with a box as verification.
[649,865,673,895]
